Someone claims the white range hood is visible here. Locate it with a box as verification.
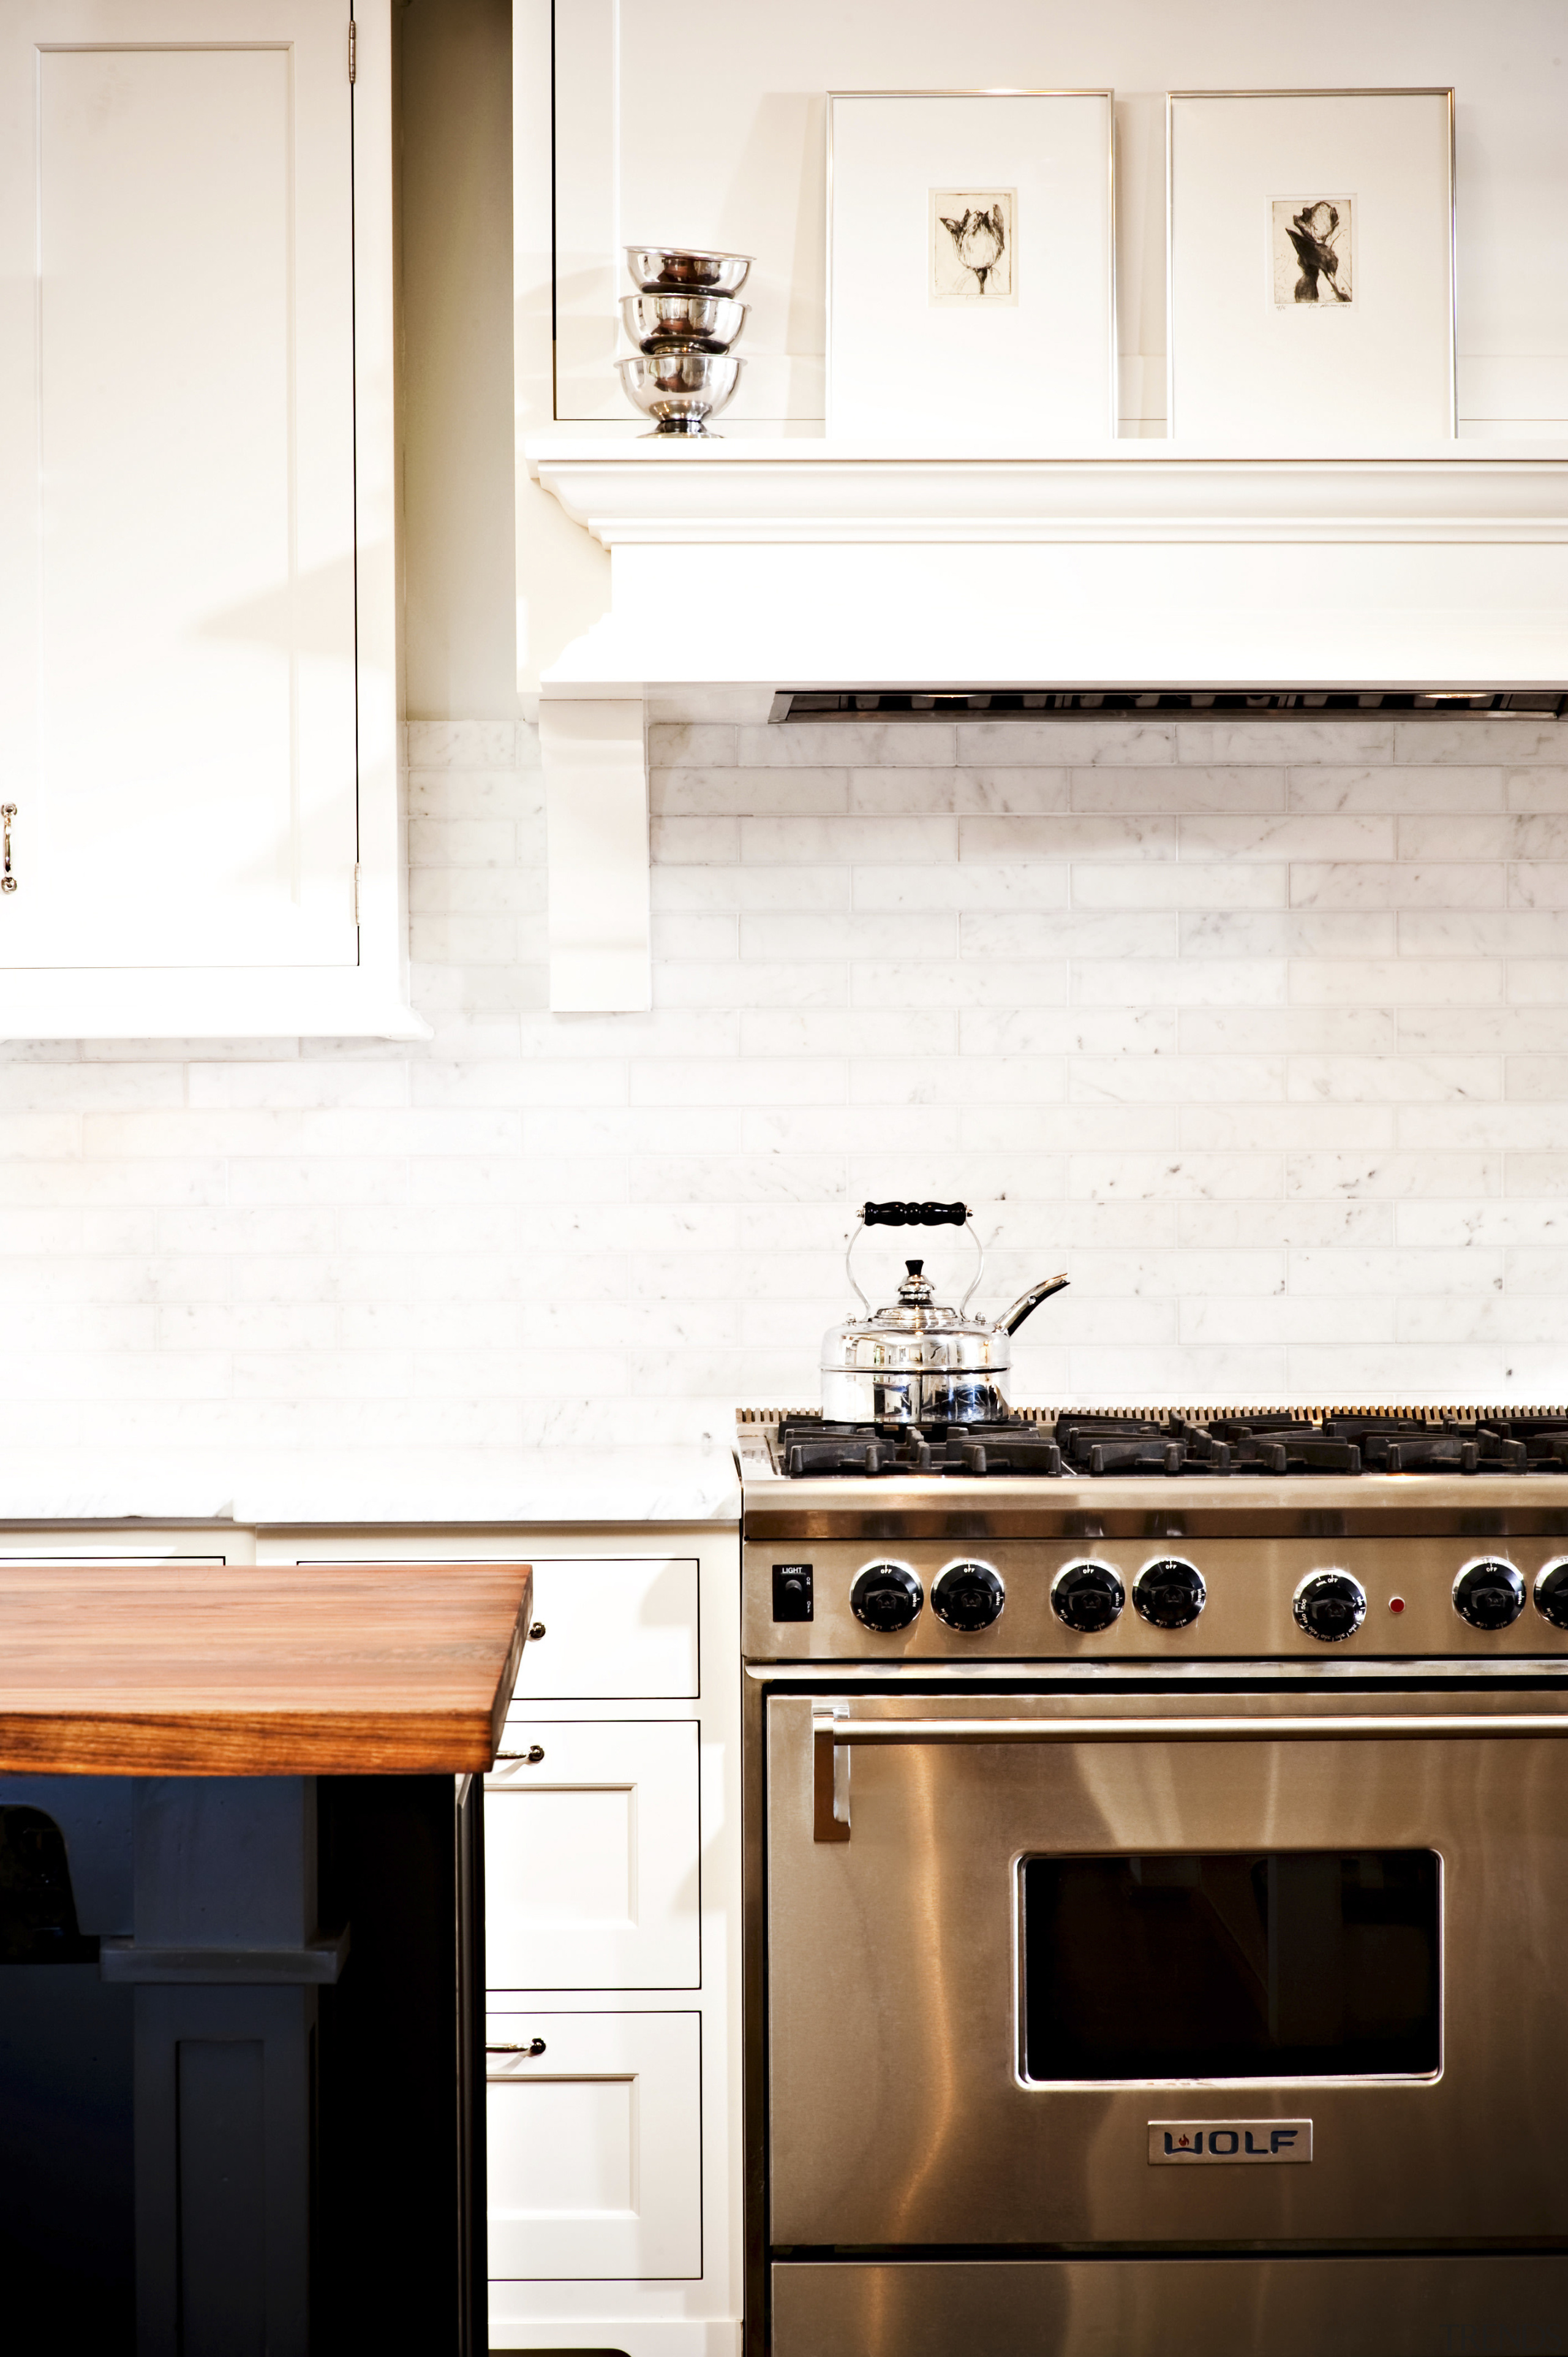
[526,439,1568,1008]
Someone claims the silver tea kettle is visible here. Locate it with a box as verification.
[820,1200,1068,1426]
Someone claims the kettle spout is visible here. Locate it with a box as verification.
[998,1274,1069,1336]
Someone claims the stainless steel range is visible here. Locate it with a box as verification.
[739,1403,1568,2357]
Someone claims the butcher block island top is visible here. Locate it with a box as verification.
[0,1558,534,1774]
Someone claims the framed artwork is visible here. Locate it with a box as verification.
[826,90,1116,441]
[1166,88,1456,442]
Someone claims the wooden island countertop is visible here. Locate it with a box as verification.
[0,1558,533,1775]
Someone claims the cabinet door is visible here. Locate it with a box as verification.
[0,0,357,970]
[511,1559,699,1701]
[486,1720,699,1989]
[486,2012,701,2280]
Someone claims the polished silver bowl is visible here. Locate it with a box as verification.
[622,292,747,354]
[624,243,752,297]
[617,348,743,436]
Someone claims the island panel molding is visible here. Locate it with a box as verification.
[0,1561,533,1774]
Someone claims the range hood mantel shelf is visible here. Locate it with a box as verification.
[530,441,1568,550]
[526,439,1568,691]
[524,440,1568,1012]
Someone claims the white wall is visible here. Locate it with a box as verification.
[540,0,1568,435]
[6,705,1566,1512]
[400,0,519,722]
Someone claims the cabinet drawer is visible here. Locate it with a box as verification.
[485,1720,699,1989]
[509,1557,699,1700]
[486,2011,701,2280]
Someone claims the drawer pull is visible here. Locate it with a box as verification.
[487,2038,546,2057]
[495,1744,546,1764]
[529,1621,546,1640]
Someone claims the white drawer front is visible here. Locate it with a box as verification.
[510,1557,699,1701]
[486,2011,701,2280]
[486,1720,700,1989]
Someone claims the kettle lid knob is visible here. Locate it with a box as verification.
[905,1258,923,1275]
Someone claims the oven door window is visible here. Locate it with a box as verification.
[1021,1850,1440,2082]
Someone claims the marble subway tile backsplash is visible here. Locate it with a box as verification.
[7,707,1568,1493]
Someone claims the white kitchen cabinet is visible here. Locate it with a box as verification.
[486,1720,701,1989]
[0,0,417,1038]
[518,1556,701,1700]
[486,2011,703,2281]
[262,1524,742,2356]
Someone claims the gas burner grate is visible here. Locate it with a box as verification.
[1206,1418,1363,1476]
[776,1418,1061,1479]
[1336,1421,1523,1476]
[1054,1417,1234,1479]
[755,1405,1568,1480]
[1044,1407,1568,1477]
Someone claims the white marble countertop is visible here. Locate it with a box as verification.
[0,1446,743,1531]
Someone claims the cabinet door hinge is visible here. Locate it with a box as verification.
[353,862,361,924]
[347,18,356,80]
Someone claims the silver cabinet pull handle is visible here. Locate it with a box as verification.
[494,1744,546,1764]
[1,803,17,893]
[529,1622,546,1640]
[486,2038,546,2057]
[810,1705,1568,1842]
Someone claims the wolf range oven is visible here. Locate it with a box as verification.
[739,1407,1568,2356]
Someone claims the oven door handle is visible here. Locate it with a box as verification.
[810,1704,1568,1841]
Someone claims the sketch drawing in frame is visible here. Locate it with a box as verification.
[1272,196,1353,306]
[827,90,1115,439]
[930,189,1017,304]
[1167,88,1454,442]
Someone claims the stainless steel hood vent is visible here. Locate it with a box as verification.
[769,688,1568,724]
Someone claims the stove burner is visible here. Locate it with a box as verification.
[1056,1417,1233,1479]
[769,1407,1568,1478]
[1204,1417,1362,1475]
[1220,1414,1561,1478]
[777,1418,1062,1480]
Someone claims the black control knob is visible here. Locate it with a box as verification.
[1133,1556,1206,1630]
[1051,1559,1125,1635]
[1453,1557,1525,1630]
[1535,1559,1568,1630]
[1292,1570,1366,1644]
[932,1559,1005,1632]
[850,1560,923,1633]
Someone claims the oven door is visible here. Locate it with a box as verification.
[766,1687,1568,2252]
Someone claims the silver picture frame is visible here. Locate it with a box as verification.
[1166,86,1457,443]
[826,88,1119,441]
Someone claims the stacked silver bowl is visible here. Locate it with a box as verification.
[618,244,752,437]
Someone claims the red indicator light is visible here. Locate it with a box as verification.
[1389,1596,1406,1614]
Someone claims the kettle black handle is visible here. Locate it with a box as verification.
[848,1203,984,1314]
[862,1200,968,1228]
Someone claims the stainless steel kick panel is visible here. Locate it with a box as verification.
[743,1534,1568,1660]
[766,1687,1568,2250]
[770,2257,1568,2357]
